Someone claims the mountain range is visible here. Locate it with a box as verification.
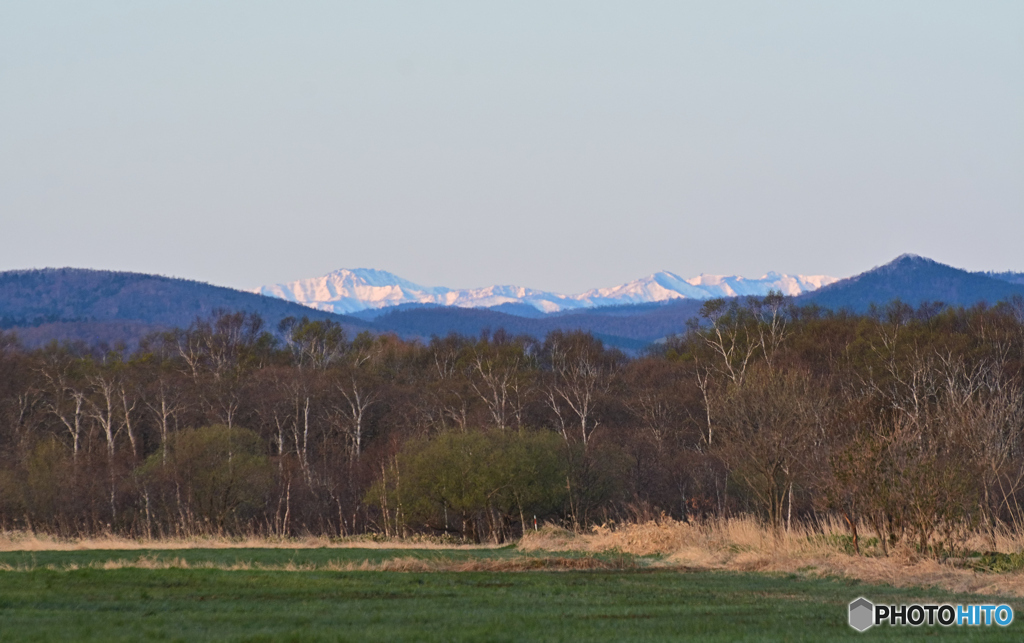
[256,268,838,315]
[0,268,373,348]
[799,254,1024,312]
[1,255,1022,352]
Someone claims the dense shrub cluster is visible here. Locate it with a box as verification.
[1,295,1023,553]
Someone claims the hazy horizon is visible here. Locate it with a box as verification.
[2,2,1021,292]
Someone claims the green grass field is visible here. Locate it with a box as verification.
[0,548,1020,642]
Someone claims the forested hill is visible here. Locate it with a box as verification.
[0,268,703,351]
[986,271,1024,286]
[0,268,373,347]
[367,300,706,352]
[797,254,1024,311]
[4,257,1024,350]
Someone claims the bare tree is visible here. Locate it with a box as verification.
[39,356,88,461]
[330,338,382,461]
[280,317,346,371]
[713,367,824,533]
[425,336,471,432]
[697,298,762,386]
[544,332,613,446]
[144,376,189,466]
[468,339,531,431]
[749,290,789,370]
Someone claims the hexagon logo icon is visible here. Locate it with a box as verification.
[849,597,874,632]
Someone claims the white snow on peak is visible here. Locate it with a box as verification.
[686,272,838,298]
[256,268,447,315]
[578,271,711,305]
[257,268,839,315]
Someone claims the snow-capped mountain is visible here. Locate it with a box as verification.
[257,268,839,315]
[577,272,837,307]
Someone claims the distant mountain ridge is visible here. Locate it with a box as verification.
[986,271,1024,286]
[3,256,1024,352]
[0,268,372,348]
[798,254,1024,311]
[257,268,837,315]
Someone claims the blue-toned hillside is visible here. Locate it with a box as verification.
[797,255,1024,312]
[0,268,372,347]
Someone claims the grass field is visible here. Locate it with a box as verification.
[0,546,532,569]
[0,547,1021,642]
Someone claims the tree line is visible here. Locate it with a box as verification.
[1,294,1024,554]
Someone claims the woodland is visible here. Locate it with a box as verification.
[1,294,1024,557]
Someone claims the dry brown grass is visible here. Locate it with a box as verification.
[8,519,1024,596]
[0,554,632,573]
[0,531,493,552]
[520,517,1024,598]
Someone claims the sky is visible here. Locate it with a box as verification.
[1,1,1021,294]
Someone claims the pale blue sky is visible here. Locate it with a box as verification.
[1,1,1021,292]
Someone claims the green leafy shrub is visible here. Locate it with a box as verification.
[368,429,568,542]
[138,425,273,533]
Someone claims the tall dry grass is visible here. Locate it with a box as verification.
[0,531,494,552]
[520,516,1024,597]
[0,554,632,573]
[7,518,1024,597]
